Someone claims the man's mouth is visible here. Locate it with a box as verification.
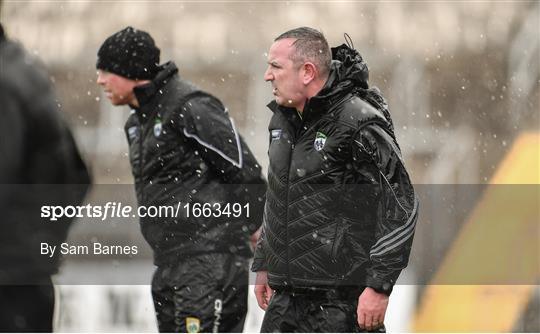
[272,88,277,95]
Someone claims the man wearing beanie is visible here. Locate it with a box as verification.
[96,27,266,332]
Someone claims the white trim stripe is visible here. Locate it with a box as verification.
[182,116,243,169]
[354,130,418,258]
[370,198,418,258]
[370,171,413,249]
[380,170,409,217]
[370,220,416,257]
[371,191,418,253]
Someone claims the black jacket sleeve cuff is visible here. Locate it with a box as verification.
[251,258,267,272]
[365,276,393,296]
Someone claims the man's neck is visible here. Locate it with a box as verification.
[130,98,140,109]
[129,79,152,108]
[297,74,330,114]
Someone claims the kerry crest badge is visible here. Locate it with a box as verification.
[271,129,282,141]
[154,118,162,137]
[186,317,200,333]
[314,131,327,151]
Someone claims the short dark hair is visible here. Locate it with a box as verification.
[275,27,331,77]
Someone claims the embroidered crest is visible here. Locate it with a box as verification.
[271,129,282,141]
[153,119,162,137]
[186,317,200,333]
[314,131,327,151]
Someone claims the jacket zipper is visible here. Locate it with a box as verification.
[285,112,303,286]
[284,109,317,286]
[330,214,343,280]
[135,112,145,201]
[285,137,295,286]
[139,123,144,182]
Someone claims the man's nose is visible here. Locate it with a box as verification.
[263,68,273,82]
[96,72,105,85]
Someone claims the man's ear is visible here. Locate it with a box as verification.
[302,62,317,85]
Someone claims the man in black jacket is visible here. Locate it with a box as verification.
[0,23,91,331]
[253,27,419,332]
[96,27,265,332]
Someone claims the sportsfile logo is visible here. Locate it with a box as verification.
[40,202,251,221]
[40,202,182,221]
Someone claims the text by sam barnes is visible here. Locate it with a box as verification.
[41,242,138,257]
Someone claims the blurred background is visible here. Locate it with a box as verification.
[1,1,538,332]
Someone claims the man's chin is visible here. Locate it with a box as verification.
[109,99,124,106]
[275,98,296,109]
[274,97,286,106]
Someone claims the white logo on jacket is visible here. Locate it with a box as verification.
[271,129,282,141]
[213,298,223,333]
[314,131,327,151]
[127,126,138,141]
[153,119,162,137]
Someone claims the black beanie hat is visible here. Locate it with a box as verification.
[96,26,160,80]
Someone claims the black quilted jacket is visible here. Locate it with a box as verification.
[252,45,418,295]
[125,62,266,265]
[0,26,91,283]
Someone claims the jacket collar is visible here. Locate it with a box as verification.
[267,100,299,122]
[302,42,372,118]
[133,61,178,107]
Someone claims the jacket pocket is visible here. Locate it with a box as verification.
[331,216,350,279]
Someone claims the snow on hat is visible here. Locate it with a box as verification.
[96,26,160,80]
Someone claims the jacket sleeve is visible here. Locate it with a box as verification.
[181,94,266,234]
[353,123,419,295]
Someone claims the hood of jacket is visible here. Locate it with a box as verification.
[317,44,395,132]
[313,43,370,102]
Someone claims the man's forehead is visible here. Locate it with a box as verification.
[268,38,296,60]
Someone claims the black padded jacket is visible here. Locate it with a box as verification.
[252,45,419,295]
[124,62,266,265]
[0,26,91,283]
